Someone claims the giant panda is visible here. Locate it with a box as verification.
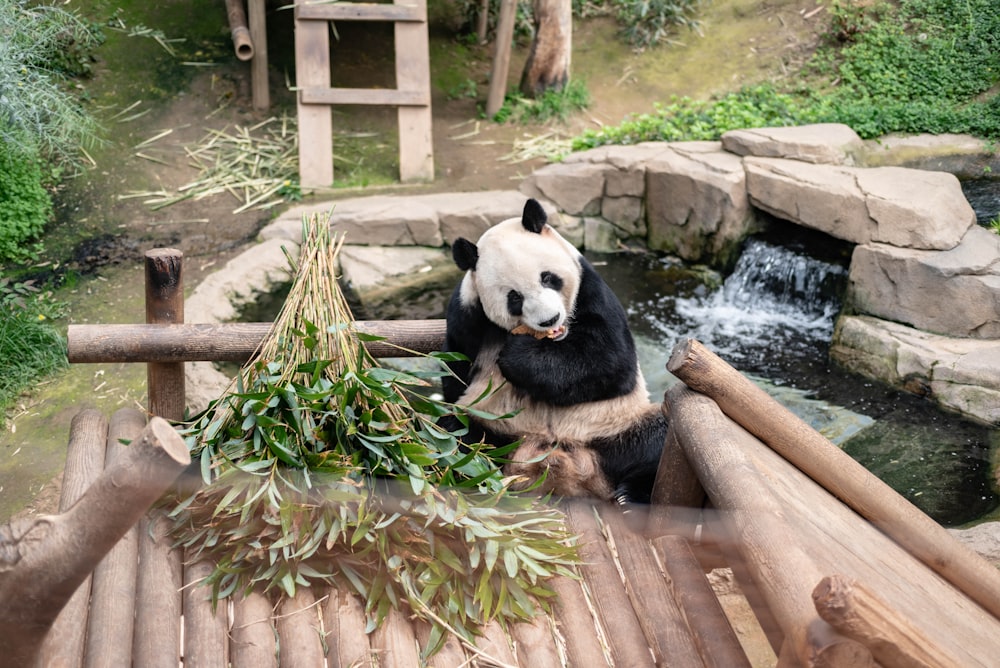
[442,198,667,504]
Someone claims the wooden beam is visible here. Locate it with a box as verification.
[67,320,447,363]
[299,86,429,107]
[813,574,965,668]
[395,0,434,182]
[295,2,425,22]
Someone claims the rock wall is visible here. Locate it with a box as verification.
[186,124,1000,426]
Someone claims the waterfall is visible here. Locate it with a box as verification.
[634,238,847,372]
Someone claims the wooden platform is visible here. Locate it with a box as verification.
[32,408,748,667]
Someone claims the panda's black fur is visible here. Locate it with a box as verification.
[442,198,667,504]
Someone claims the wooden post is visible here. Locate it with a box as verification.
[486,0,517,118]
[666,337,1000,624]
[295,4,334,187]
[396,0,434,181]
[248,0,269,110]
[145,248,185,420]
[0,415,189,666]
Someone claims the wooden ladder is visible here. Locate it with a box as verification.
[294,0,434,187]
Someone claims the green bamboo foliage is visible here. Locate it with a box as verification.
[168,214,579,655]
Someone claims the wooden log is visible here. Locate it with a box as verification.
[477,621,518,666]
[0,413,189,666]
[485,0,517,117]
[276,588,325,667]
[248,0,269,110]
[510,614,561,668]
[812,574,965,668]
[183,558,230,667]
[652,534,752,668]
[37,409,108,668]
[146,248,186,420]
[413,620,468,667]
[549,574,611,667]
[84,409,147,667]
[667,384,874,667]
[647,420,706,537]
[563,501,655,667]
[599,506,705,666]
[133,512,183,667]
[322,589,372,667]
[225,0,254,60]
[231,590,277,667]
[370,605,420,668]
[667,337,1000,623]
[67,319,448,363]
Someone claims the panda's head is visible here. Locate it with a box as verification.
[452,199,581,341]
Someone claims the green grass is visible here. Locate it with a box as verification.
[573,0,1000,148]
[493,79,591,123]
[0,278,68,424]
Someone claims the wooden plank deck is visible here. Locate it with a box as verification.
[33,407,746,667]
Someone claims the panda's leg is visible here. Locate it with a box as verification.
[595,412,669,505]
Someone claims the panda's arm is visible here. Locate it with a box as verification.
[498,262,638,406]
[442,284,489,403]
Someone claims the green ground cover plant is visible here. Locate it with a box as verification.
[574,0,1000,148]
[0,278,68,424]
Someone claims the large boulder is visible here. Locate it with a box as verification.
[831,315,1000,425]
[645,142,754,266]
[847,227,1000,339]
[722,123,864,165]
[744,158,975,250]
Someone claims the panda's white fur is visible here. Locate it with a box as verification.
[443,199,667,503]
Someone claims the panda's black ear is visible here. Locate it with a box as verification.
[452,238,478,271]
[521,198,547,234]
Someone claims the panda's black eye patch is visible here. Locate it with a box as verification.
[540,271,563,291]
[507,290,524,316]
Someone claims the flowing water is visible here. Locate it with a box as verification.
[592,228,999,527]
[962,177,1000,227]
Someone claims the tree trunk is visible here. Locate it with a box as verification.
[519,0,572,97]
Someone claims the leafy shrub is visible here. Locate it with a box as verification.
[573,84,815,148]
[494,79,591,123]
[0,276,67,423]
[0,0,103,160]
[613,0,700,50]
[0,143,52,265]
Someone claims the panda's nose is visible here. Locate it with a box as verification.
[539,314,559,328]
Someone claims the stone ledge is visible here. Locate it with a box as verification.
[831,315,1000,425]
